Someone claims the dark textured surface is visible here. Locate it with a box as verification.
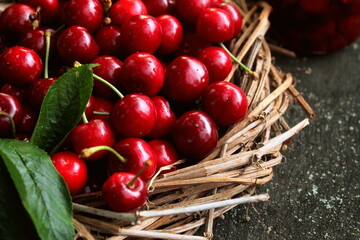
[213,38,360,239]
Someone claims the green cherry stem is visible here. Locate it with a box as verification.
[219,42,259,80]
[0,112,16,138]
[79,145,126,163]
[82,112,88,124]
[92,74,124,99]
[44,31,52,79]
[54,24,65,35]
[93,111,110,116]
[127,160,152,187]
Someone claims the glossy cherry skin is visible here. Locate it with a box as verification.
[62,0,104,33]
[172,110,218,161]
[175,0,211,25]
[57,26,100,63]
[120,15,162,54]
[148,139,178,173]
[109,0,148,27]
[201,81,248,127]
[107,138,157,181]
[210,0,223,6]
[19,28,55,58]
[0,84,28,103]
[94,25,123,57]
[28,78,58,111]
[17,105,37,135]
[91,55,123,98]
[142,0,174,16]
[197,8,235,44]
[51,151,88,195]
[102,172,148,212]
[216,2,243,38]
[110,93,156,137]
[0,46,43,87]
[0,93,23,138]
[156,15,183,55]
[90,97,113,122]
[70,119,116,161]
[17,0,59,22]
[118,52,164,96]
[198,46,232,83]
[0,4,35,35]
[147,96,176,139]
[163,56,209,103]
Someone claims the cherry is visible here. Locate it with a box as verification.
[163,56,209,103]
[142,0,175,16]
[196,8,235,44]
[51,151,88,195]
[118,52,164,96]
[70,119,116,161]
[0,46,43,87]
[94,25,123,57]
[17,0,59,23]
[156,15,183,55]
[175,0,211,25]
[210,0,223,6]
[109,0,148,27]
[84,95,96,120]
[0,84,28,103]
[107,138,157,181]
[147,96,176,139]
[28,78,58,111]
[0,93,23,138]
[0,4,35,35]
[90,97,113,122]
[17,105,37,135]
[120,15,162,54]
[91,55,123,99]
[172,110,218,161]
[216,2,243,38]
[62,0,104,33]
[201,81,248,127]
[148,139,178,173]
[198,46,232,83]
[102,171,148,212]
[57,26,100,63]
[110,93,156,138]
[19,28,55,58]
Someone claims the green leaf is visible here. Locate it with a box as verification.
[30,64,94,153]
[0,139,74,240]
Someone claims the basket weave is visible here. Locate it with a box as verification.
[0,1,314,239]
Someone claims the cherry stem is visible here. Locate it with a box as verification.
[44,31,51,79]
[79,145,126,163]
[127,160,152,187]
[81,112,88,124]
[0,112,16,138]
[93,111,110,116]
[103,0,112,13]
[219,42,259,80]
[92,74,124,99]
[54,25,65,35]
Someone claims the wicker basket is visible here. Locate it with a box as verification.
[0,1,314,239]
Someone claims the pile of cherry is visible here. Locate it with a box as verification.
[0,0,249,212]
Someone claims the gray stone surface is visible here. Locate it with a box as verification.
[212,39,360,239]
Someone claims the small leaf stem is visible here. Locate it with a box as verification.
[92,74,124,99]
[79,145,126,163]
[44,31,52,79]
[81,112,88,124]
[127,160,152,187]
[0,112,16,138]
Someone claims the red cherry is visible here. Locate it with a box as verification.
[91,55,123,99]
[110,93,156,138]
[28,78,57,111]
[156,15,183,55]
[175,0,211,25]
[0,4,35,35]
[62,0,104,33]
[51,151,88,195]
[70,119,116,161]
[163,56,209,103]
[198,46,232,83]
[0,93,23,138]
[94,25,123,57]
[17,105,37,135]
[0,46,43,87]
[108,138,157,181]
[120,15,162,54]
[142,0,174,16]
[148,139,178,173]
[210,0,223,6]
[172,110,218,161]
[17,0,59,22]
[84,95,95,120]
[201,81,248,127]
[216,2,243,38]
[147,96,176,139]
[102,172,148,212]
[90,97,113,122]
[0,84,28,103]
[197,8,235,44]
[57,26,100,63]
[109,0,148,27]
[19,28,55,58]
[118,52,164,96]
